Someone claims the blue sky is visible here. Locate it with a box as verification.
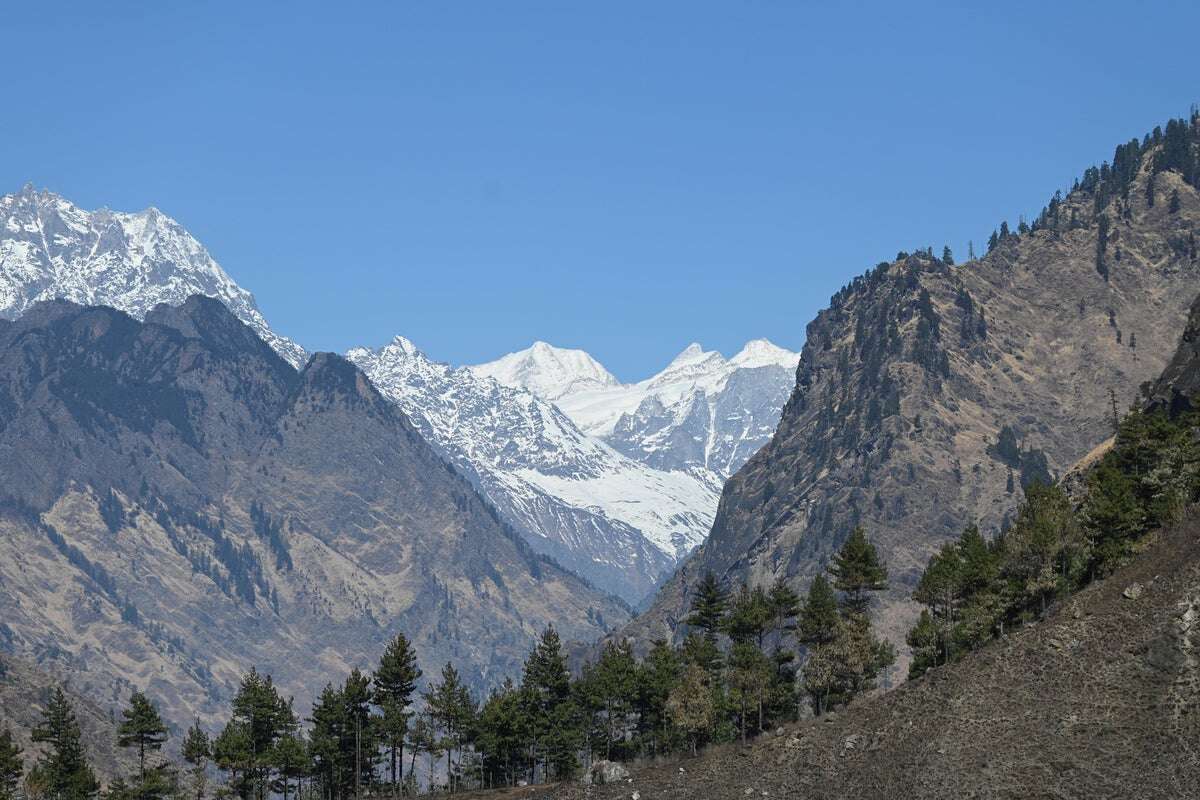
[2,2,1198,379]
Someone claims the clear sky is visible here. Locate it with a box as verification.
[3,2,1198,380]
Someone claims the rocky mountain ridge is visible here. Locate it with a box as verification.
[620,119,1200,657]
[0,296,629,732]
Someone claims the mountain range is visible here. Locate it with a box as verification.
[0,295,629,731]
[616,124,1200,664]
[0,185,798,605]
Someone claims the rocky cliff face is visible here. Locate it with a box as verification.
[625,127,1200,652]
[0,297,628,731]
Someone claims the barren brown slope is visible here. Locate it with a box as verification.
[0,297,629,732]
[623,129,1200,659]
[540,511,1200,800]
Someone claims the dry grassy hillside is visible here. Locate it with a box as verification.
[538,510,1200,799]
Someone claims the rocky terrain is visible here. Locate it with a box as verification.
[0,296,628,731]
[531,509,1200,799]
[621,130,1200,659]
[0,187,801,607]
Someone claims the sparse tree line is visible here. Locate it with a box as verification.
[4,406,1194,799]
[0,528,899,799]
[907,404,1200,678]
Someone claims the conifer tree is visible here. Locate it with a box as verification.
[634,641,681,757]
[721,585,772,648]
[766,579,801,647]
[685,571,728,643]
[475,679,525,788]
[1082,458,1145,575]
[798,575,839,646]
[589,642,637,760]
[372,633,421,791]
[269,733,308,800]
[519,627,572,782]
[30,688,99,800]
[181,720,210,800]
[828,527,889,614]
[117,692,169,787]
[0,728,23,800]
[423,663,475,792]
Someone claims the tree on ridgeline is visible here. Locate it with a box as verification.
[30,689,99,800]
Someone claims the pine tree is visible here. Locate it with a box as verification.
[685,571,728,643]
[942,245,954,265]
[372,633,421,791]
[519,627,572,782]
[269,734,308,800]
[589,642,637,760]
[797,575,839,646]
[766,579,801,647]
[1169,189,1182,213]
[224,669,295,800]
[117,692,169,787]
[475,679,525,788]
[828,527,888,615]
[1082,458,1145,575]
[911,543,964,667]
[423,663,475,792]
[721,585,771,648]
[634,641,680,758]
[0,728,23,800]
[30,688,99,800]
[181,720,210,800]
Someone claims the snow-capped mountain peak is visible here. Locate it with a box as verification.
[471,340,619,401]
[482,338,800,478]
[0,186,306,367]
[730,338,801,370]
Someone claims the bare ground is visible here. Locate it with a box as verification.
[498,513,1200,800]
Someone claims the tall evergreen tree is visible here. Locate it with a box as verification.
[519,627,573,782]
[423,663,475,793]
[181,720,210,800]
[0,728,23,800]
[798,575,839,645]
[828,526,889,614]
[30,689,99,800]
[117,692,169,787]
[685,571,728,643]
[372,633,421,791]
